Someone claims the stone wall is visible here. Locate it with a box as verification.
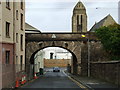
[91,61,120,86]
[44,59,71,68]
[80,40,120,86]
[81,41,88,76]
[80,41,109,76]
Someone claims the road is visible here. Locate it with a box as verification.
[21,68,83,89]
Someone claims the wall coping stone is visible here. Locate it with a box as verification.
[91,60,120,64]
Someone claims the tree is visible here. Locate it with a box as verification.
[95,24,120,60]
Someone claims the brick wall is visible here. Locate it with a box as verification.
[44,59,71,68]
[91,61,120,86]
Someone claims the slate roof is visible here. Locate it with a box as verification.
[25,23,41,33]
[90,14,116,32]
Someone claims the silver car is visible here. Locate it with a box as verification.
[53,67,60,72]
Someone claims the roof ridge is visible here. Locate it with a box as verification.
[25,22,38,30]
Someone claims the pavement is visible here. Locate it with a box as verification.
[65,71,120,90]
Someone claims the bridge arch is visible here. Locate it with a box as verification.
[25,33,97,80]
[30,46,78,76]
[26,41,81,80]
[30,46,77,64]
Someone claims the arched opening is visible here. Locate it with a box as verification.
[28,46,78,79]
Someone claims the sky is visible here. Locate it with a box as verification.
[25,0,119,32]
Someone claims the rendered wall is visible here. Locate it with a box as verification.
[44,59,71,68]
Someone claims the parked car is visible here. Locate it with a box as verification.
[53,67,60,72]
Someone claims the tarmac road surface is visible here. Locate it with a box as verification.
[21,68,84,89]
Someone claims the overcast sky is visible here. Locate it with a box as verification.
[25,0,119,32]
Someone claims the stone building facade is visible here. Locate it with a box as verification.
[90,14,116,32]
[0,0,25,88]
[72,1,87,32]
[13,0,25,83]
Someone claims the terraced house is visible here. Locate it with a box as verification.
[0,0,25,88]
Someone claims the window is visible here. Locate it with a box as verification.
[16,10,18,20]
[77,15,79,25]
[16,33,18,43]
[21,0,23,10]
[50,53,54,59]
[16,56,18,64]
[80,15,83,31]
[6,22,10,38]
[20,55,23,71]
[16,56,18,67]
[6,0,10,9]
[21,13,23,30]
[80,15,83,30]
[6,51,10,64]
[81,15,83,24]
[20,34,23,51]
[77,15,83,32]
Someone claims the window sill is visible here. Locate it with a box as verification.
[6,7,11,10]
[6,36,10,38]
[21,28,23,30]
[21,8,24,10]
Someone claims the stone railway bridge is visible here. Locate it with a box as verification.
[25,32,98,80]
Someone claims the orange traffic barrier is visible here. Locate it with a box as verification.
[15,78,20,88]
[34,72,38,79]
[21,75,25,85]
[24,75,27,84]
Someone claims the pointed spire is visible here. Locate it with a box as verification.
[79,0,81,2]
[74,0,85,10]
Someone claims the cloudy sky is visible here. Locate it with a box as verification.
[25,0,119,32]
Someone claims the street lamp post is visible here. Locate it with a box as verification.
[81,34,90,77]
[87,37,90,77]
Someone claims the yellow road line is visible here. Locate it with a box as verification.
[63,71,88,90]
[68,76,88,89]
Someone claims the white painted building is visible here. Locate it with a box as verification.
[43,47,72,59]
[34,50,45,72]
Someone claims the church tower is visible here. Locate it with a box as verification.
[72,1,87,32]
